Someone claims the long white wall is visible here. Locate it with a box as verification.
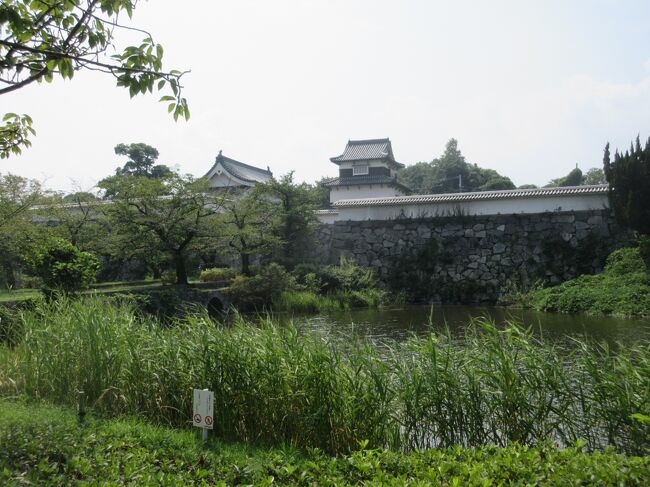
[320,193,609,222]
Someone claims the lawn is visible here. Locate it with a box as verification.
[0,279,208,304]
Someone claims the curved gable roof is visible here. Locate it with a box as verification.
[330,138,404,168]
[205,151,273,184]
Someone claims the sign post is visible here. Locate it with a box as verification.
[193,389,214,442]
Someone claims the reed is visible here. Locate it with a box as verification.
[1,297,648,455]
[272,288,389,313]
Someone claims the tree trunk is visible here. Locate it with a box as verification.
[1,258,16,289]
[150,264,162,280]
[173,251,188,285]
[241,252,251,276]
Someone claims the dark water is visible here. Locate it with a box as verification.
[285,305,650,343]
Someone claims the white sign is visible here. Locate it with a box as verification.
[193,389,214,430]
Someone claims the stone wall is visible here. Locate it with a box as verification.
[312,209,633,303]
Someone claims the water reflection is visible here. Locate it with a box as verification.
[284,305,650,343]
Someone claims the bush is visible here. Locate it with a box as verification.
[272,288,390,313]
[638,235,650,271]
[226,262,294,310]
[28,238,99,294]
[293,257,377,293]
[160,270,176,285]
[531,247,650,317]
[199,267,238,282]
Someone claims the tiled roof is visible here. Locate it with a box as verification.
[324,175,396,186]
[330,138,404,168]
[205,151,272,184]
[323,175,411,193]
[333,184,609,208]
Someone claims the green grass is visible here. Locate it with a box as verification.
[531,247,650,317]
[2,400,649,486]
[0,279,210,304]
[2,297,649,456]
[0,288,38,303]
[272,288,390,313]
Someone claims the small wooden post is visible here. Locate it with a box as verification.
[77,390,86,424]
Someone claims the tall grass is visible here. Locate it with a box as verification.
[272,288,389,313]
[1,297,649,455]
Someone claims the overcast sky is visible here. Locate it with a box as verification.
[3,0,650,192]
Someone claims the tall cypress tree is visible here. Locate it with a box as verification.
[604,136,650,267]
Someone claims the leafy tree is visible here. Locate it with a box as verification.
[62,191,98,204]
[29,237,100,294]
[312,177,333,209]
[0,173,42,287]
[113,143,173,178]
[0,0,189,156]
[37,191,109,252]
[480,177,516,191]
[0,113,35,159]
[518,184,538,189]
[254,172,319,267]
[604,137,650,236]
[583,167,606,185]
[219,189,282,275]
[0,172,41,227]
[98,173,219,285]
[398,139,515,194]
[547,167,583,187]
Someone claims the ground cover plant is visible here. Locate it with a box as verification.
[2,400,649,486]
[531,246,650,317]
[1,297,649,456]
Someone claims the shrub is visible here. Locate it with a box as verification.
[28,238,99,294]
[226,262,295,310]
[531,247,650,317]
[605,246,646,276]
[160,270,176,285]
[638,235,650,271]
[199,267,238,282]
[293,257,377,293]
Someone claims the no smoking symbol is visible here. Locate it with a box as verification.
[205,416,213,426]
[193,413,202,423]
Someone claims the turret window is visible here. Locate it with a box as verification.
[353,165,369,176]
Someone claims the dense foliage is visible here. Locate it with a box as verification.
[253,173,319,267]
[531,247,650,317]
[546,167,584,187]
[28,237,99,294]
[218,187,282,275]
[0,173,43,287]
[199,267,238,283]
[270,258,388,312]
[98,174,219,284]
[397,139,515,194]
[113,143,173,179]
[2,298,648,455]
[2,401,649,486]
[604,137,650,235]
[225,263,294,310]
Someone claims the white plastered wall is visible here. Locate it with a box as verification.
[322,194,609,222]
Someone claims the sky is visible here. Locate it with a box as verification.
[3,0,650,193]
